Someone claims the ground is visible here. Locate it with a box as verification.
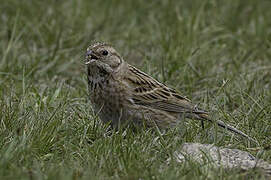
[0,0,271,179]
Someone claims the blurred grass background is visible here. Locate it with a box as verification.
[1,0,271,179]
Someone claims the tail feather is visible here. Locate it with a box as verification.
[198,113,257,144]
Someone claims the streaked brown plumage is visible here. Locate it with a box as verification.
[85,42,256,142]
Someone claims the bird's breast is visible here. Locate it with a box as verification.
[88,75,126,110]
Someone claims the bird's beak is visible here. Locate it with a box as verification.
[85,50,98,65]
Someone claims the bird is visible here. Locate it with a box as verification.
[85,42,256,142]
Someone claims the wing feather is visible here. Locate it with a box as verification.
[126,65,207,115]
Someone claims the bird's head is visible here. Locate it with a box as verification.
[85,42,123,74]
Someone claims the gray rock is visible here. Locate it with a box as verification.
[175,143,271,175]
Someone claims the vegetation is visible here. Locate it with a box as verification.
[1,0,270,179]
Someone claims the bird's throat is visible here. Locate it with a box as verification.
[87,66,110,91]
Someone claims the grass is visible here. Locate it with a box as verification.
[1,0,271,179]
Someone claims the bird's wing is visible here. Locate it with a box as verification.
[125,65,207,115]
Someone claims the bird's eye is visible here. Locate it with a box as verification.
[102,50,108,56]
